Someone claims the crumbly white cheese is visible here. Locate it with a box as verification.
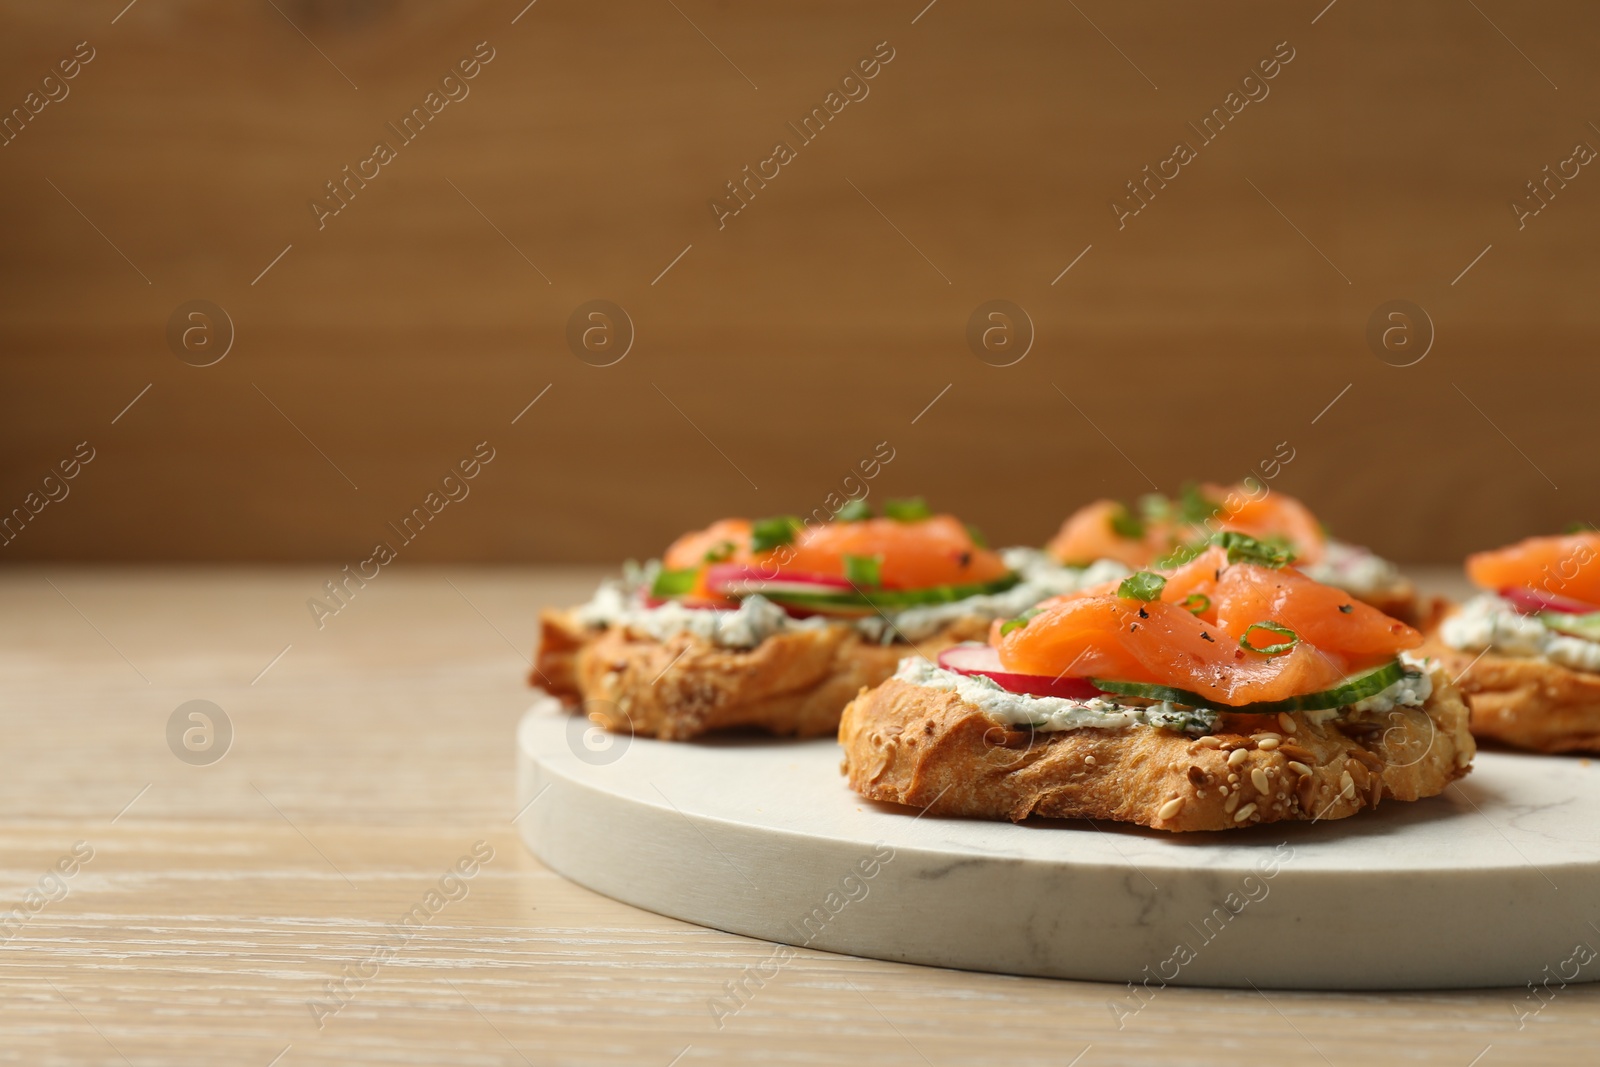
[1439,594,1600,673]
[902,650,1430,735]
[892,656,1218,735]
[1302,539,1406,598]
[572,566,824,649]
[570,551,1130,650]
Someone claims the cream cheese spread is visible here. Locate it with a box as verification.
[1440,594,1600,673]
[571,551,1131,650]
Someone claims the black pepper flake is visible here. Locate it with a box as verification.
[1138,606,1149,619]
[1215,568,1222,581]
[958,551,972,568]
[1200,631,1214,643]
[1338,603,1354,614]
[1130,623,1139,633]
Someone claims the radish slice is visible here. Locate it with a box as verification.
[1499,585,1600,615]
[704,563,852,597]
[936,643,1104,700]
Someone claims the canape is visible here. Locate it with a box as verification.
[536,499,1127,740]
[840,533,1474,831]
[1430,531,1600,753]
[1047,483,1418,621]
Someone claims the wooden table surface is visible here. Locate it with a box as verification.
[3,566,1594,1066]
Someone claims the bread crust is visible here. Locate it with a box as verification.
[1426,640,1600,753]
[838,670,1474,832]
[534,608,987,740]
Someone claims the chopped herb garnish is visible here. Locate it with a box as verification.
[1338,603,1354,614]
[1216,531,1296,568]
[650,567,699,599]
[1240,621,1299,655]
[964,523,989,549]
[702,540,736,563]
[751,515,803,553]
[1108,503,1145,540]
[1000,607,1043,637]
[1138,493,1171,524]
[1183,593,1211,615]
[883,497,931,522]
[1565,521,1598,534]
[842,553,883,588]
[1118,571,1168,602]
[835,498,873,522]
[1155,540,1208,569]
[1177,482,1219,525]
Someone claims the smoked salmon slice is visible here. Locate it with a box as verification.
[1466,532,1600,607]
[663,507,1008,592]
[996,542,1420,707]
[1047,484,1327,569]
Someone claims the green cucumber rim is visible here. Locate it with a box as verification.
[1089,658,1409,715]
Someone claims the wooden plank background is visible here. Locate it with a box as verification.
[1,0,1596,564]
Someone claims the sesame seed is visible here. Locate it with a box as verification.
[1256,737,1281,751]
[1225,791,1241,813]
[1085,755,1097,765]
[1228,748,1249,767]
[1251,768,1271,794]
[1277,713,1296,734]
[1287,761,1312,776]
[1340,771,1355,797]
[1234,802,1257,822]
[1158,797,1184,820]
[1197,736,1223,748]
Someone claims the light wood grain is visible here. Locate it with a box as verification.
[1,567,1595,1065]
[1,1,1597,565]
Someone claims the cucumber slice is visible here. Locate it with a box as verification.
[1540,611,1600,641]
[1089,658,1409,714]
[650,567,700,598]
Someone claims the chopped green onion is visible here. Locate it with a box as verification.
[1564,521,1598,534]
[650,567,699,598]
[1216,531,1296,569]
[1155,540,1208,569]
[702,540,736,563]
[1240,621,1299,655]
[964,523,989,549]
[1138,493,1171,524]
[834,498,873,522]
[751,515,803,553]
[1182,593,1210,615]
[842,553,883,588]
[1177,482,1219,525]
[1118,571,1167,601]
[883,497,931,522]
[1108,503,1145,540]
[1000,607,1043,637]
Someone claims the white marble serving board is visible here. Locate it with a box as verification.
[515,696,1600,990]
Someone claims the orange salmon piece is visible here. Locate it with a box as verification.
[663,519,753,570]
[1047,499,1161,568]
[1213,563,1420,668]
[782,515,1008,589]
[1466,533,1600,606]
[996,592,1351,705]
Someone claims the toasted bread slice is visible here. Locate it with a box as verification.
[838,668,1474,831]
[1428,642,1600,753]
[535,608,987,740]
